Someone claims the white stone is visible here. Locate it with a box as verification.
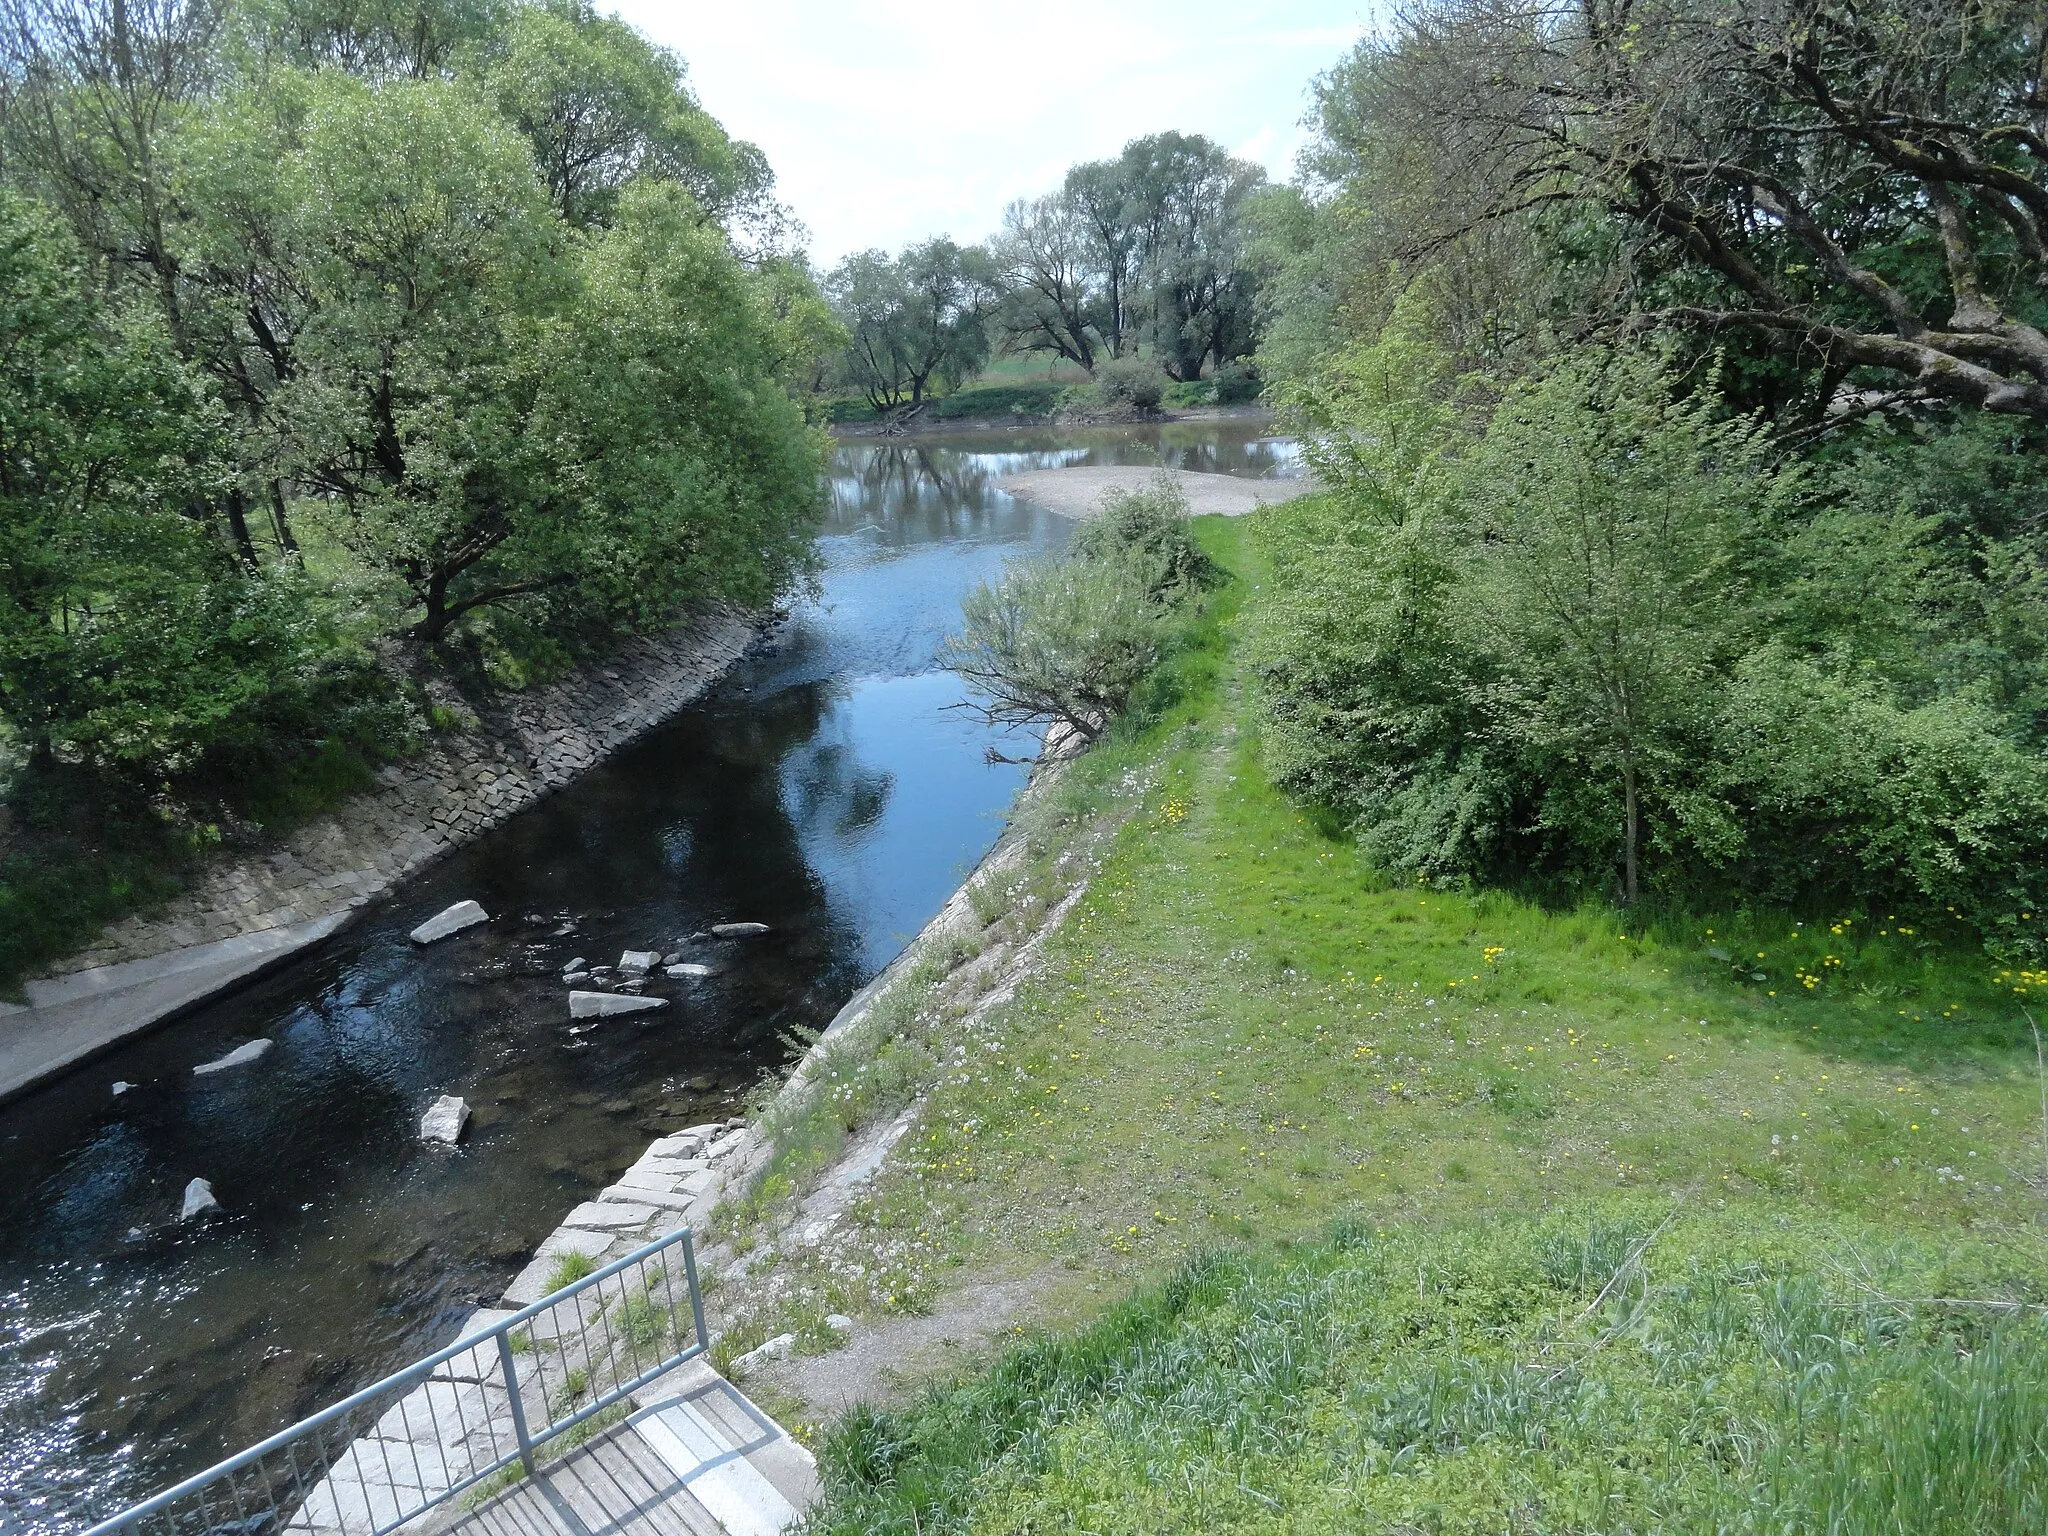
[561,956,587,973]
[180,1177,219,1221]
[598,1182,698,1212]
[711,922,770,938]
[537,1226,612,1261]
[192,1038,272,1076]
[562,970,590,983]
[665,962,715,978]
[826,1314,854,1336]
[111,1081,132,1097]
[419,1095,469,1145]
[410,900,488,944]
[565,1200,656,1229]
[618,949,660,977]
[704,1130,749,1161]
[568,990,668,1018]
[648,1131,709,1158]
[730,1332,796,1373]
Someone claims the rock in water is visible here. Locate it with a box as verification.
[192,1039,273,1076]
[666,963,715,978]
[568,991,669,1019]
[561,956,587,974]
[180,1178,219,1222]
[410,900,489,944]
[617,950,660,977]
[111,1081,132,1097]
[711,922,770,939]
[420,1095,470,1145]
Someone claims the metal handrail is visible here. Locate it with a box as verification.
[83,1225,708,1536]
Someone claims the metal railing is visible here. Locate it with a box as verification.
[84,1227,708,1536]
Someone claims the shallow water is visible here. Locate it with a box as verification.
[0,419,1300,1531]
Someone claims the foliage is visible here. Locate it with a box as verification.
[809,1208,2048,1534]
[1257,315,2048,945]
[943,474,1214,747]
[827,240,999,412]
[1085,356,1167,412]
[942,554,1164,749]
[1301,0,2048,421]
[1068,475,1216,601]
[0,0,833,962]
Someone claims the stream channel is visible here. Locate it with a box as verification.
[0,420,1301,1532]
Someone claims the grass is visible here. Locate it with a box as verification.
[546,1252,598,1292]
[809,1206,2048,1533]
[770,512,2048,1530]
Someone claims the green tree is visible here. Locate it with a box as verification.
[829,238,996,412]
[477,0,773,233]
[1459,351,1792,903]
[0,188,310,773]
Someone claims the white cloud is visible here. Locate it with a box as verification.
[606,0,1372,264]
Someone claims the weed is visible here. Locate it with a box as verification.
[545,1252,597,1292]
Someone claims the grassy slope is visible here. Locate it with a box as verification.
[798,511,2048,1530]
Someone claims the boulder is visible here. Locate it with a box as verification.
[192,1039,273,1077]
[617,950,660,977]
[562,970,590,984]
[180,1178,219,1222]
[826,1313,855,1337]
[561,956,587,974]
[420,1095,470,1145]
[711,922,770,938]
[410,900,489,944]
[111,1081,132,1097]
[731,1332,796,1374]
[568,991,668,1019]
[666,963,715,978]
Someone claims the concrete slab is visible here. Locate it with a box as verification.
[0,913,352,1105]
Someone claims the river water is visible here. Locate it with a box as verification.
[0,420,1300,1532]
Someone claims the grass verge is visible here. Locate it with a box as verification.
[778,512,2048,1530]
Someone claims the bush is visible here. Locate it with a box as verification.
[941,553,1163,748]
[1214,357,1262,404]
[1068,474,1217,601]
[1089,356,1168,412]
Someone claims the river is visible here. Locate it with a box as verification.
[0,419,1301,1532]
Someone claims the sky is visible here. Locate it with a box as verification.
[607,1,1377,266]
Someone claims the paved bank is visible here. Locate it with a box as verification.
[0,610,760,1104]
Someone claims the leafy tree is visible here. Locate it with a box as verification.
[0,188,314,773]
[1322,0,2048,420]
[828,238,996,411]
[1459,351,1792,904]
[992,192,1097,370]
[477,0,773,233]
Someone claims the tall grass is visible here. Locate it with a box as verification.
[806,1205,2048,1534]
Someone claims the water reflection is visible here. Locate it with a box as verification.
[0,418,1299,1529]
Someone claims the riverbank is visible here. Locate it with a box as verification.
[680,511,2048,1525]
[0,609,761,1104]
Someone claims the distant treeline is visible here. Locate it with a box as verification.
[822,132,1271,413]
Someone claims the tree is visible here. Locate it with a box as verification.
[1117,131,1267,380]
[478,0,773,232]
[992,192,1097,370]
[1460,351,1792,904]
[1065,156,1143,359]
[828,238,996,411]
[0,188,315,773]
[1338,0,2048,420]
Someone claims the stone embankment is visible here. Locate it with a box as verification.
[0,609,760,1103]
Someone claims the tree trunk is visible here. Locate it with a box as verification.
[1621,762,1640,907]
[268,481,299,557]
[223,489,260,569]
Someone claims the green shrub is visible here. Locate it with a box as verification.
[1213,358,1262,404]
[1068,475,1217,602]
[1089,357,1168,412]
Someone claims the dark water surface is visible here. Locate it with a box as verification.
[0,421,1300,1531]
